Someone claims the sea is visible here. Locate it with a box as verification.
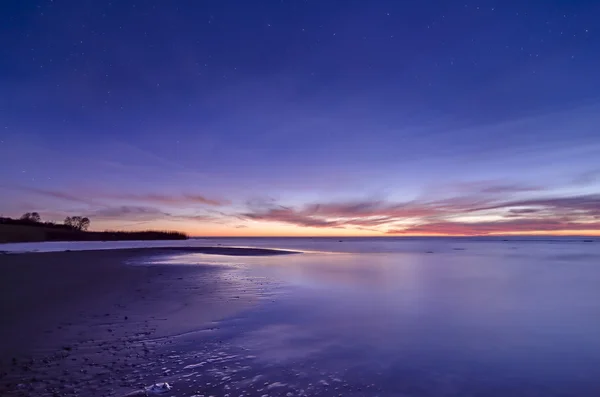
[1,235,598,254]
[3,236,600,396]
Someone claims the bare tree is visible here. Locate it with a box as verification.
[71,216,83,230]
[20,212,41,223]
[80,217,90,231]
[64,216,90,231]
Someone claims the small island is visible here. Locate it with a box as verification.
[0,212,187,243]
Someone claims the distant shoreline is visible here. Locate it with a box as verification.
[0,222,188,243]
[192,236,598,241]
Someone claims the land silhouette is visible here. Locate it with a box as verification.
[0,213,187,243]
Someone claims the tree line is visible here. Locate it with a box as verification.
[8,212,91,231]
[1,213,187,242]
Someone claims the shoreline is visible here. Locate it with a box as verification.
[0,245,300,255]
[0,248,277,396]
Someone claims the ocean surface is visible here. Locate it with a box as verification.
[1,235,598,254]
[4,237,600,395]
[157,237,599,396]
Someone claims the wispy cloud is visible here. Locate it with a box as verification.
[92,205,219,223]
[243,201,447,229]
[244,206,341,228]
[241,192,600,235]
[387,219,600,236]
[8,183,600,235]
[11,186,98,205]
[107,193,227,206]
[573,169,600,185]
[475,195,600,216]
[10,186,227,207]
[93,205,168,219]
[448,181,544,195]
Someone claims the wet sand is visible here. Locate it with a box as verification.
[0,247,290,396]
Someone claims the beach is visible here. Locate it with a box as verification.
[0,247,289,397]
[2,238,600,396]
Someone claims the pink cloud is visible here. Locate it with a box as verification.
[242,194,600,234]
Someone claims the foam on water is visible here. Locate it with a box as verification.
[145,382,172,394]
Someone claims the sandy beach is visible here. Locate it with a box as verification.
[0,247,291,397]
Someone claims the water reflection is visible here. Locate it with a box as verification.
[161,248,600,395]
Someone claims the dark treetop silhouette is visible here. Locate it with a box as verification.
[0,214,187,243]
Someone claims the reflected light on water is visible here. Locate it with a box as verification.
[153,243,600,395]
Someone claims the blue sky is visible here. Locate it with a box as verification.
[1,0,599,235]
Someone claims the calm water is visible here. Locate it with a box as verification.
[3,237,600,395]
[145,237,600,396]
[2,235,598,254]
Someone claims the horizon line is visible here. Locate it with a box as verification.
[188,234,599,239]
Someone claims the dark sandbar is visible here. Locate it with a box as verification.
[2,245,299,256]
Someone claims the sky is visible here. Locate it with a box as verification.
[1,0,599,236]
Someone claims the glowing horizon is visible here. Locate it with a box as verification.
[3,183,598,237]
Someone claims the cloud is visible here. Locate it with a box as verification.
[508,208,540,215]
[241,193,508,229]
[182,214,220,222]
[93,206,170,220]
[387,219,600,236]
[240,193,600,234]
[10,183,600,235]
[244,206,341,228]
[478,184,543,194]
[10,186,98,205]
[10,186,228,207]
[450,181,544,194]
[306,200,454,219]
[242,199,454,229]
[476,194,600,216]
[8,186,231,226]
[91,206,221,225]
[573,169,600,185]
[108,193,227,206]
